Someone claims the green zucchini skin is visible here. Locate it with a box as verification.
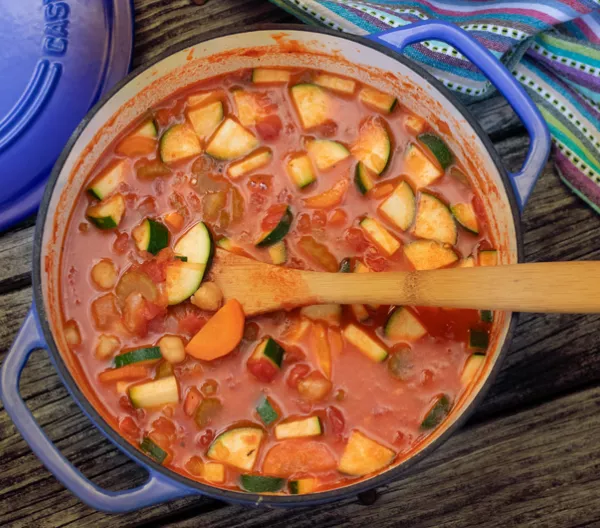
[114,347,162,368]
[240,475,285,493]
[421,394,451,430]
[256,206,293,247]
[256,397,279,425]
[140,437,167,463]
[418,133,453,170]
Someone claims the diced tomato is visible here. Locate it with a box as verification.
[311,210,327,229]
[119,395,136,414]
[91,293,121,330]
[255,115,282,141]
[297,213,312,233]
[119,416,140,439]
[420,368,434,387]
[262,439,337,477]
[137,196,157,217]
[122,292,149,336]
[139,260,167,283]
[164,211,184,231]
[287,363,311,388]
[243,322,259,341]
[344,227,370,252]
[261,203,288,231]
[283,346,305,365]
[247,358,278,383]
[152,416,176,440]
[113,232,130,255]
[249,192,267,211]
[178,313,208,335]
[327,406,346,437]
[364,249,389,272]
[370,183,394,199]
[313,120,338,138]
[329,209,347,226]
[197,429,215,448]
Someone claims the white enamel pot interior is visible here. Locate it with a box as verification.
[34,26,522,506]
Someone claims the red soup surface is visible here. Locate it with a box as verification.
[60,67,498,495]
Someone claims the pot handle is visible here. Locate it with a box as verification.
[369,21,551,210]
[0,309,193,513]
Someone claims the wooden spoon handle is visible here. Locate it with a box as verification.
[305,262,600,313]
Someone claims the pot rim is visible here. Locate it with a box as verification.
[33,23,523,506]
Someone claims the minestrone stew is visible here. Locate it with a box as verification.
[60,67,498,494]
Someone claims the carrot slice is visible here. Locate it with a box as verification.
[263,439,337,477]
[184,387,202,416]
[304,179,348,209]
[98,365,150,384]
[185,299,245,360]
[311,323,332,379]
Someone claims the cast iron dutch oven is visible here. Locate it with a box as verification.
[0,23,550,512]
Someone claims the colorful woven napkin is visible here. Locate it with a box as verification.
[271,0,600,213]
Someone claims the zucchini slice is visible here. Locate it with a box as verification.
[480,310,494,323]
[403,144,443,189]
[228,148,272,180]
[404,114,427,134]
[187,91,219,107]
[287,154,316,188]
[187,101,223,140]
[129,376,179,409]
[252,68,291,84]
[174,221,213,265]
[479,250,498,267]
[250,337,285,369]
[421,394,451,430]
[291,84,331,129]
[354,162,375,195]
[307,139,350,170]
[451,202,479,234]
[413,193,457,245]
[418,133,453,170]
[240,475,284,493]
[385,307,427,342]
[160,124,202,164]
[338,430,395,476]
[461,353,485,386]
[140,437,167,464]
[351,118,391,175]
[208,427,265,471]
[115,346,161,368]
[206,118,259,160]
[358,87,397,113]
[343,324,388,362]
[404,240,458,271]
[300,304,342,326]
[87,160,126,200]
[274,416,322,440]
[256,206,293,247]
[314,73,356,94]
[232,90,269,127]
[169,222,214,304]
[256,397,279,426]
[359,217,400,256]
[468,329,489,351]
[132,218,169,255]
[86,193,126,229]
[338,258,352,273]
[166,261,205,305]
[268,240,287,265]
[289,478,318,495]
[379,180,416,231]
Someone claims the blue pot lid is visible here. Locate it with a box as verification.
[0,0,134,231]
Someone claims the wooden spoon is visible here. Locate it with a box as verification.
[208,248,600,316]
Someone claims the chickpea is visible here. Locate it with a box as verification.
[159,335,186,364]
[191,282,223,311]
[95,334,120,360]
[91,259,118,290]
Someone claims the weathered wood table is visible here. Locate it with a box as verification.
[1,1,599,526]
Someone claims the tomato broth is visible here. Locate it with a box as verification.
[60,67,497,495]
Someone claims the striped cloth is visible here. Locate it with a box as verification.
[271,0,600,213]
